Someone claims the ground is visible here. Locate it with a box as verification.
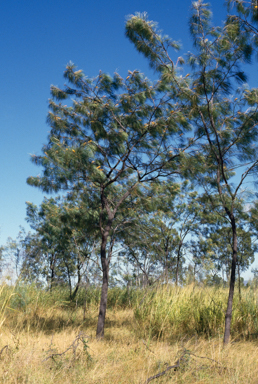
[1,305,258,384]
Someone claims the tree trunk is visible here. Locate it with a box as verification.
[175,242,182,286]
[49,254,56,293]
[175,257,179,286]
[65,262,72,299]
[71,258,81,299]
[72,278,81,299]
[238,263,241,301]
[164,239,169,284]
[96,233,109,339]
[83,277,89,322]
[164,263,168,284]
[223,219,237,344]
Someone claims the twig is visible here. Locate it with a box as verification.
[144,352,187,383]
[42,332,89,362]
[188,351,222,366]
[0,345,8,357]
[145,363,180,383]
[144,349,224,383]
[49,332,54,350]
[142,340,155,355]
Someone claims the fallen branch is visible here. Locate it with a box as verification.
[145,362,180,383]
[145,352,187,383]
[42,332,89,362]
[144,349,224,383]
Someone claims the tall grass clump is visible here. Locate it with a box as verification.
[2,283,258,340]
[133,284,258,340]
[75,285,136,308]
[0,284,136,333]
[1,283,72,332]
[0,283,17,329]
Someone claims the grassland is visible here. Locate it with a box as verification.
[0,284,258,383]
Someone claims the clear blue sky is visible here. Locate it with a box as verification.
[1,0,257,278]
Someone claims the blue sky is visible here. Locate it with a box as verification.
[1,0,257,278]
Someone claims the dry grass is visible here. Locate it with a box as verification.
[0,308,258,383]
[0,285,258,383]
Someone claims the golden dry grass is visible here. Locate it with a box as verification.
[0,305,258,384]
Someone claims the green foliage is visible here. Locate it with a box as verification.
[27,63,190,200]
[121,181,201,285]
[125,13,180,72]
[20,0,258,340]
[22,197,97,296]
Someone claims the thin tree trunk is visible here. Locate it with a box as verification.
[238,263,241,301]
[83,277,89,321]
[71,278,81,299]
[175,256,179,286]
[223,220,237,344]
[71,258,81,299]
[175,242,182,286]
[96,233,109,339]
[49,254,56,293]
[64,262,72,299]
[164,238,169,284]
[164,263,168,284]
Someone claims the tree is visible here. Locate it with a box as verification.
[1,228,28,282]
[188,2,258,343]
[25,197,96,297]
[27,58,195,337]
[125,2,258,343]
[227,0,258,46]
[122,181,200,285]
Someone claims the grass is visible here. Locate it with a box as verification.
[0,284,258,383]
[133,284,258,340]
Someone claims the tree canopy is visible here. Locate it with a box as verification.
[2,0,255,343]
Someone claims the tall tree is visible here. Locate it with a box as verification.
[188,2,258,343]
[27,60,195,337]
[126,2,258,343]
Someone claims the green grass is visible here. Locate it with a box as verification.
[1,283,258,340]
[133,284,258,340]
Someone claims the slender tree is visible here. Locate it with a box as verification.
[27,59,195,337]
[122,181,200,285]
[25,198,96,295]
[126,2,258,343]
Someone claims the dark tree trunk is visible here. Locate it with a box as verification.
[49,254,56,293]
[65,262,72,299]
[223,218,237,344]
[164,238,169,284]
[164,264,168,284]
[238,263,241,301]
[83,277,89,322]
[72,277,81,299]
[71,258,81,299]
[175,256,179,286]
[96,233,109,339]
[175,242,182,286]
